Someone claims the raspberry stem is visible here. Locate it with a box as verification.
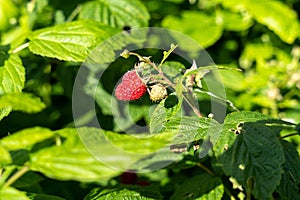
[126,51,203,117]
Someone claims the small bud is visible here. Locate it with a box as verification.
[150,84,167,102]
[120,49,130,59]
[208,113,214,118]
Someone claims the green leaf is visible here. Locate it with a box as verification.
[221,0,300,43]
[162,11,223,50]
[170,173,222,200]
[78,0,150,28]
[149,94,182,133]
[84,186,162,200]
[132,148,183,171]
[103,130,175,154]
[0,0,18,31]
[245,0,300,44]
[12,171,44,190]
[29,128,120,182]
[0,106,12,121]
[0,127,55,151]
[197,184,224,200]
[0,92,46,113]
[166,116,220,145]
[0,53,25,95]
[276,140,300,200]
[28,20,118,62]
[0,144,12,167]
[0,187,30,200]
[183,65,241,78]
[78,127,182,171]
[219,122,285,200]
[220,9,253,31]
[216,68,244,91]
[213,111,272,157]
[161,61,186,83]
[159,44,178,67]
[27,193,66,200]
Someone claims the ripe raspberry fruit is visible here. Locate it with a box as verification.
[115,70,147,101]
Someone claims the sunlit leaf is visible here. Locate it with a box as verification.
[28,20,118,62]
[79,0,150,28]
[165,116,220,145]
[0,144,11,167]
[221,0,300,43]
[0,187,30,200]
[0,127,55,151]
[0,107,12,121]
[220,9,253,31]
[197,184,224,200]
[245,0,300,44]
[0,92,46,113]
[162,11,223,50]
[29,128,120,182]
[0,53,25,95]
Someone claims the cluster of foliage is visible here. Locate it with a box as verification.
[0,0,300,199]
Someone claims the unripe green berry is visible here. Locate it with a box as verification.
[150,84,167,102]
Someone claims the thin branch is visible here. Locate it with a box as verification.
[280,132,299,139]
[195,88,239,111]
[3,165,30,188]
[11,43,29,54]
[196,163,215,176]
[66,5,82,22]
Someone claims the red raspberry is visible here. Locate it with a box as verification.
[115,70,147,101]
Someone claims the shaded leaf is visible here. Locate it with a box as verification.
[150,94,182,133]
[213,111,272,157]
[170,173,222,200]
[276,140,300,200]
[27,193,66,200]
[219,122,285,200]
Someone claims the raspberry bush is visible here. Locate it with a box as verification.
[0,0,300,200]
